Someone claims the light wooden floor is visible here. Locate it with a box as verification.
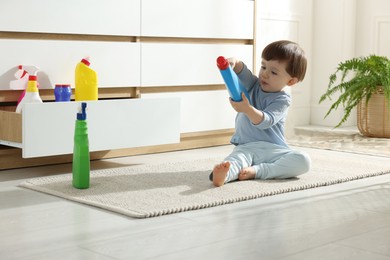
[1,145,390,260]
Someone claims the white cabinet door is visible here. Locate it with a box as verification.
[22,98,180,158]
[142,0,254,39]
[0,40,140,90]
[0,0,141,36]
[141,43,253,86]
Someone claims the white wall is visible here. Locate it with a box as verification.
[259,0,390,129]
[256,0,313,137]
[355,0,390,57]
[310,0,357,127]
[310,0,390,127]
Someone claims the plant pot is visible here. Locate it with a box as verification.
[357,87,390,138]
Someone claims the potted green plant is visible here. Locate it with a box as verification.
[319,54,390,137]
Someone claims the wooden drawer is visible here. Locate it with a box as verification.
[141,43,253,86]
[0,0,141,36]
[0,40,141,90]
[142,0,254,39]
[143,91,236,133]
[0,98,180,158]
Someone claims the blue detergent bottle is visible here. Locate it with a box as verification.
[217,56,250,102]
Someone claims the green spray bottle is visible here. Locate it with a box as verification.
[72,102,90,189]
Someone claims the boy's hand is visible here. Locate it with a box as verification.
[227,57,237,69]
[230,93,264,125]
[227,57,244,74]
[229,93,251,113]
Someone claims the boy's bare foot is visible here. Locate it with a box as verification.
[238,167,256,181]
[212,162,230,187]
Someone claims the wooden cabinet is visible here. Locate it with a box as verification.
[0,0,254,167]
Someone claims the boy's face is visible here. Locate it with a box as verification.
[259,59,298,92]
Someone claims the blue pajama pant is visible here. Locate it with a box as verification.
[220,141,311,183]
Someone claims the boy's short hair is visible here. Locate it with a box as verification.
[262,40,307,81]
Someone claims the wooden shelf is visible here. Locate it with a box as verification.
[0,87,140,103]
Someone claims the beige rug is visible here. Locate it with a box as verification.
[288,131,390,157]
[20,148,390,218]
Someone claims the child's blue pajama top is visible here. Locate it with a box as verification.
[231,63,291,148]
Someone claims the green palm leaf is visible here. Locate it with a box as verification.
[319,55,390,127]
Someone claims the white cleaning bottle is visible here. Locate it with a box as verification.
[16,75,43,113]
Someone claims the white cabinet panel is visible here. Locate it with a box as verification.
[22,98,180,158]
[142,0,254,39]
[0,0,140,36]
[141,43,253,86]
[143,91,236,133]
[0,39,140,90]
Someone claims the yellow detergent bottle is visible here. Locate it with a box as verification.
[75,57,98,101]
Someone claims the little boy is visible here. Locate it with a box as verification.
[211,40,311,187]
